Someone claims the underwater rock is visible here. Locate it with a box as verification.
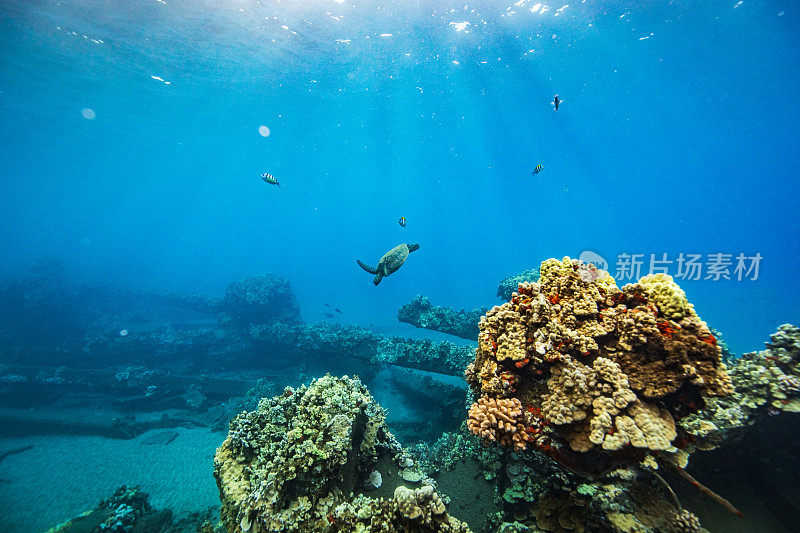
[221,274,301,328]
[214,374,470,532]
[133,287,222,316]
[398,295,486,341]
[465,257,732,471]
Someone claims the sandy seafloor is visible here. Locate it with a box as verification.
[0,428,224,531]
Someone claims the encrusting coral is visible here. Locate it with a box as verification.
[214,374,470,532]
[465,257,732,469]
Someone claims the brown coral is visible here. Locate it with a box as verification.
[467,396,530,451]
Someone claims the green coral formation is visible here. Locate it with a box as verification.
[214,374,470,533]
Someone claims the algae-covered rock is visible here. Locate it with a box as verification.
[214,374,470,532]
[221,274,301,327]
[397,295,486,341]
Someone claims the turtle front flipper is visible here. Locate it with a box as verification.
[357,260,378,275]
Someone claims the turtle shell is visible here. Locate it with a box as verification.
[379,244,410,276]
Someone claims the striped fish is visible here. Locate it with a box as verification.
[261,172,280,187]
[531,165,543,176]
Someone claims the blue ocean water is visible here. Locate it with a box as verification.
[1,0,798,353]
[0,1,799,531]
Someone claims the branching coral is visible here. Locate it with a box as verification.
[667,510,701,533]
[465,257,731,466]
[327,488,470,532]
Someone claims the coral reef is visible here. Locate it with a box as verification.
[683,324,800,447]
[221,274,301,328]
[465,257,732,470]
[214,374,469,532]
[398,295,487,341]
[496,269,541,302]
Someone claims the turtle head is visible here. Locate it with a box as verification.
[407,243,420,253]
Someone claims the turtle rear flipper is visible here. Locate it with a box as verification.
[357,260,378,275]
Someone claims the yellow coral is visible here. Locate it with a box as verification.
[634,273,695,321]
[597,401,677,452]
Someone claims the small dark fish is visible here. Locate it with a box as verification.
[532,165,544,176]
[398,216,407,228]
[323,303,331,308]
[335,308,342,314]
[261,172,280,187]
[553,94,560,111]
[323,312,335,319]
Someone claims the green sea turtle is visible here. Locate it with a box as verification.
[357,243,420,285]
